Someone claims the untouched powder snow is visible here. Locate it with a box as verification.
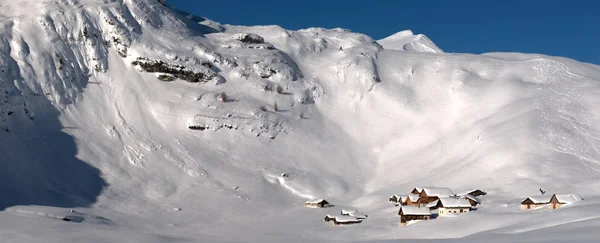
[378,30,443,53]
[2,0,600,242]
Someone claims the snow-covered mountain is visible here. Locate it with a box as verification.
[2,0,600,242]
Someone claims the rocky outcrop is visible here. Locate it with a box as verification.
[131,57,219,83]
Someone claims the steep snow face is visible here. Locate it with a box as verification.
[378,30,443,53]
[2,0,600,242]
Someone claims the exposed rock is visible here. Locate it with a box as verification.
[236,33,265,44]
[131,57,217,83]
[157,74,176,82]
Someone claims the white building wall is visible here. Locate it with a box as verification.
[438,207,470,216]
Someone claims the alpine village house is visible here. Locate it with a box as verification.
[521,194,582,210]
[392,187,486,226]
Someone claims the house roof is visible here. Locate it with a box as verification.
[438,198,472,208]
[413,186,437,193]
[348,212,367,219]
[459,189,486,196]
[341,209,357,215]
[463,195,481,203]
[426,199,440,208]
[422,187,454,198]
[407,194,420,202]
[554,194,582,204]
[334,216,362,223]
[390,194,407,201]
[399,206,431,216]
[306,199,328,204]
[522,196,551,204]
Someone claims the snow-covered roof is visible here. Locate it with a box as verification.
[407,194,420,202]
[554,194,582,204]
[426,199,439,208]
[399,206,431,216]
[422,187,454,198]
[522,196,552,204]
[459,189,486,196]
[341,209,357,215]
[334,216,362,223]
[306,199,328,204]
[349,212,367,219]
[391,194,408,202]
[438,198,472,208]
[463,195,481,203]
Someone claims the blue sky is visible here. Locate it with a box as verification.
[168,0,600,65]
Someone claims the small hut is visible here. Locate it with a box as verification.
[331,216,362,226]
[549,194,582,209]
[521,196,551,209]
[305,199,330,208]
[398,206,431,226]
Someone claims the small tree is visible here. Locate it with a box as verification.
[276,85,284,94]
[273,102,279,112]
[219,92,228,102]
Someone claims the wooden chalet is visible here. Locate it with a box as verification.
[463,195,480,207]
[398,206,431,226]
[549,194,582,209]
[462,189,487,197]
[419,187,454,204]
[405,194,422,206]
[521,196,551,209]
[426,199,440,210]
[411,187,425,194]
[304,199,330,208]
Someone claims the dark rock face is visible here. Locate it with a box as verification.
[237,33,265,44]
[188,125,207,131]
[157,75,176,82]
[131,58,216,83]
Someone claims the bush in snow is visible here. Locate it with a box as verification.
[260,105,268,112]
[218,92,228,102]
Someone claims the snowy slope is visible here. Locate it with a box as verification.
[378,30,443,53]
[2,0,600,242]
